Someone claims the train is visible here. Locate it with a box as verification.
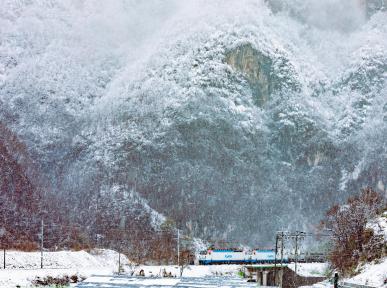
[198,249,288,265]
[197,249,326,265]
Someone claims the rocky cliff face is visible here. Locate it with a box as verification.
[225,43,300,107]
[226,44,273,106]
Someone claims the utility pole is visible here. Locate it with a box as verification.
[294,231,306,275]
[177,229,180,276]
[280,231,285,288]
[118,249,121,275]
[294,232,299,275]
[280,231,284,265]
[274,233,279,282]
[0,229,5,269]
[275,231,308,287]
[40,219,44,269]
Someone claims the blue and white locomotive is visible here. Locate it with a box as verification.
[198,249,287,265]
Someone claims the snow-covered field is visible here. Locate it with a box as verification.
[78,263,328,287]
[0,256,244,287]
[0,250,246,287]
[122,262,328,278]
[1,249,128,270]
[0,249,329,288]
[1,249,385,288]
[0,249,129,288]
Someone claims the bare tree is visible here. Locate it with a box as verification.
[321,187,385,275]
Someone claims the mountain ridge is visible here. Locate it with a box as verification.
[0,0,386,247]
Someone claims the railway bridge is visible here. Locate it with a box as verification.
[244,264,326,288]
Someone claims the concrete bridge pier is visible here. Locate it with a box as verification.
[262,271,268,286]
[256,270,261,285]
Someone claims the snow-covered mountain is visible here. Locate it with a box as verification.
[0,0,386,245]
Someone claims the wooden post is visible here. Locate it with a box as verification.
[294,231,298,275]
[334,272,339,288]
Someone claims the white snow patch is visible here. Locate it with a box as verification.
[367,214,387,241]
[82,275,180,286]
[288,262,328,277]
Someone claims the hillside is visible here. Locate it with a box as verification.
[0,0,386,249]
[0,123,41,248]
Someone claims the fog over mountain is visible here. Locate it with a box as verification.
[0,0,386,246]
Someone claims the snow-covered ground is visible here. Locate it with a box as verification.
[78,263,328,287]
[1,249,385,288]
[0,249,129,288]
[302,258,387,288]
[345,212,387,287]
[1,249,128,270]
[129,262,328,278]
[345,258,387,287]
[129,264,241,278]
[287,262,328,277]
[0,249,330,288]
[0,250,244,287]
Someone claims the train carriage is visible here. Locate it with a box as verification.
[251,249,276,263]
[198,248,285,265]
[198,249,245,265]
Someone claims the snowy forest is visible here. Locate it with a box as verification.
[0,0,386,267]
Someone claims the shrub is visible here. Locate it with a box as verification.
[31,275,70,286]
